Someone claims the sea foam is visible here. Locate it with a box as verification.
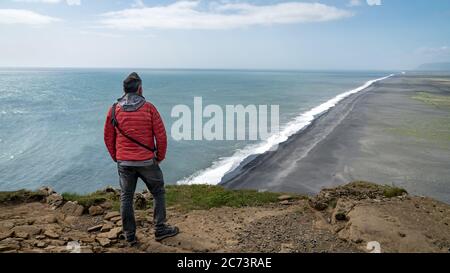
[177,74,394,185]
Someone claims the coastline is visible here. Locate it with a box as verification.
[221,74,450,204]
[180,74,393,185]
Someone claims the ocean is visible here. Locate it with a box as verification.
[0,68,393,193]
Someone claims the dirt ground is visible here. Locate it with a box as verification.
[1,182,449,253]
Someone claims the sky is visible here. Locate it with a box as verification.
[0,0,449,70]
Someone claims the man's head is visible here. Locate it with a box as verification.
[123,72,142,94]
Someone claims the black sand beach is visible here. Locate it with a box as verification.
[222,74,450,204]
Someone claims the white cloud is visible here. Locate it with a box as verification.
[348,0,362,7]
[0,9,60,25]
[366,0,382,6]
[99,1,353,30]
[13,0,81,5]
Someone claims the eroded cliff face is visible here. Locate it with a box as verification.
[0,182,449,253]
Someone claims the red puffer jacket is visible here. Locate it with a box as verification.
[104,94,167,162]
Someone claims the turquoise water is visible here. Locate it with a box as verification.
[0,69,391,193]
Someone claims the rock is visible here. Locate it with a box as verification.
[104,211,121,220]
[61,201,84,217]
[80,246,93,253]
[38,186,55,196]
[335,212,348,221]
[34,241,48,248]
[0,230,15,240]
[134,193,147,210]
[13,225,42,236]
[100,222,114,232]
[103,186,117,194]
[100,201,113,210]
[110,216,122,223]
[41,215,57,224]
[0,220,15,232]
[15,232,29,239]
[93,246,103,253]
[63,216,80,226]
[0,238,21,251]
[88,205,104,216]
[142,190,153,201]
[280,200,290,205]
[309,199,329,211]
[80,237,96,243]
[107,227,122,239]
[46,193,64,208]
[278,195,293,201]
[87,224,103,233]
[49,240,65,246]
[96,237,111,247]
[98,227,122,240]
[44,229,60,239]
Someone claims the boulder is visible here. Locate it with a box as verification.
[38,186,55,196]
[46,193,64,208]
[88,205,104,216]
[41,215,57,224]
[309,198,329,211]
[100,222,114,232]
[0,230,15,241]
[0,220,15,232]
[0,238,21,251]
[100,201,113,210]
[61,201,84,217]
[87,224,103,233]
[104,211,121,220]
[108,227,122,239]
[142,190,153,201]
[96,237,111,247]
[34,241,48,248]
[44,229,60,239]
[13,225,42,236]
[134,193,147,210]
[14,232,29,239]
[110,216,122,223]
[98,227,122,240]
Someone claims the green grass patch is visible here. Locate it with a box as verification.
[343,181,408,199]
[382,186,408,198]
[412,92,450,108]
[61,185,291,212]
[0,189,47,204]
[164,185,292,212]
[62,191,119,209]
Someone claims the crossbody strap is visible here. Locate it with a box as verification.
[111,103,156,153]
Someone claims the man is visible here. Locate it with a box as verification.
[104,72,179,245]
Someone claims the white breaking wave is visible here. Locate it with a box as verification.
[177,74,394,185]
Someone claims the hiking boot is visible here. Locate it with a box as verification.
[119,234,139,247]
[155,225,179,242]
[127,237,138,247]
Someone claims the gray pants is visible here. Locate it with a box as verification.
[117,163,166,240]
